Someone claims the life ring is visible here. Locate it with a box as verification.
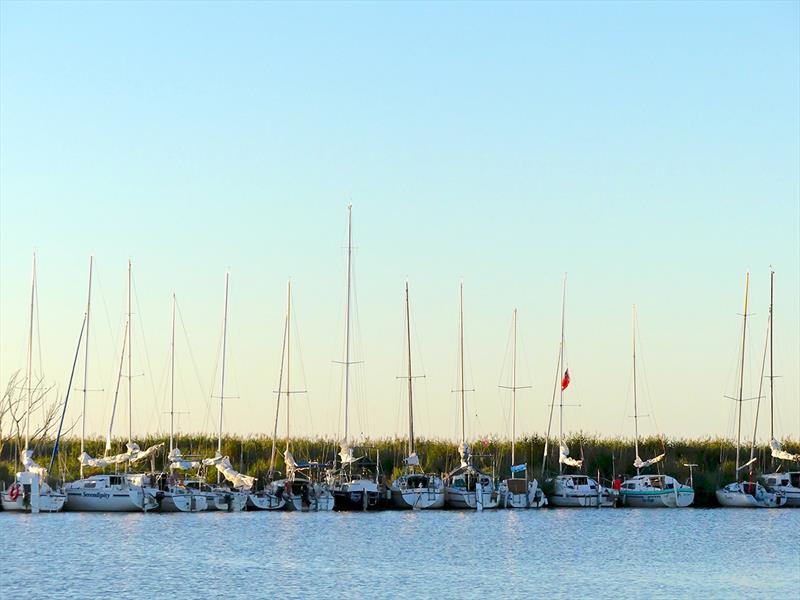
[9,483,21,501]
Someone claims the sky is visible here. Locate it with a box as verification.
[1,1,798,447]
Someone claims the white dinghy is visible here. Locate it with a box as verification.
[619,306,694,508]
[716,273,784,508]
[390,282,445,510]
[444,283,498,510]
[542,276,616,508]
[498,309,547,509]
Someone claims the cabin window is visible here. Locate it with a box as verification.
[83,482,96,489]
[767,478,777,486]
[110,476,121,485]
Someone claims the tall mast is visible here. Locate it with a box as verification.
[127,259,132,445]
[170,294,176,454]
[511,309,517,467]
[285,280,291,454]
[459,282,466,446]
[80,256,93,478]
[558,275,566,476]
[343,204,353,446]
[107,320,128,452]
[633,305,640,475]
[735,272,749,476]
[769,269,774,441]
[405,281,415,458]
[24,252,36,451]
[218,272,229,455]
[268,304,288,480]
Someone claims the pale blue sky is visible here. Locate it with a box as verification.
[1,1,798,444]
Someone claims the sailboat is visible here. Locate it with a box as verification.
[151,294,208,512]
[498,309,547,509]
[1,253,67,513]
[193,273,252,512]
[754,270,799,506]
[389,281,445,509]
[542,276,616,508]
[715,272,785,508]
[66,259,161,512]
[267,281,333,511]
[444,283,498,510]
[618,306,694,508]
[330,205,389,511]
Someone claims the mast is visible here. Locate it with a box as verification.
[127,259,132,446]
[268,303,288,480]
[511,309,517,466]
[170,294,176,454]
[343,204,353,447]
[769,269,774,441]
[24,252,36,452]
[735,272,749,476]
[405,281,415,458]
[558,275,566,476]
[218,272,230,455]
[107,320,128,452]
[80,256,93,478]
[633,305,640,475]
[459,282,466,447]
[285,281,291,454]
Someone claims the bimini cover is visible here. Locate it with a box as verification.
[458,442,471,468]
[168,448,201,470]
[559,442,583,468]
[339,445,360,465]
[771,438,800,462]
[404,452,420,467]
[633,453,665,469]
[202,454,256,490]
[21,449,47,477]
[129,442,164,464]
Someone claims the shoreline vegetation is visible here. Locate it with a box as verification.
[2,435,797,507]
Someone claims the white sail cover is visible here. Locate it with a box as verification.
[129,442,164,464]
[168,448,200,470]
[404,452,420,466]
[79,442,139,468]
[771,438,800,462]
[458,442,471,468]
[339,445,360,465]
[21,449,47,477]
[202,454,256,490]
[633,453,665,469]
[559,442,583,468]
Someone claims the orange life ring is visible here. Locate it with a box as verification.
[9,483,21,501]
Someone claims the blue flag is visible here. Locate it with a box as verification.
[510,463,527,473]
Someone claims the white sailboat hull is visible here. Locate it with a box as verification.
[621,488,694,508]
[499,479,548,509]
[65,488,157,512]
[716,482,785,508]
[247,492,285,510]
[391,488,445,509]
[445,487,499,510]
[545,475,617,508]
[283,485,334,512]
[1,490,66,513]
[158,491,208,512]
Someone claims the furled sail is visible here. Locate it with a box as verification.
[168,448,200,470]
[770,438,800,462]
[79,442,140,468]
[404,452,420,466]
[559,442,583,468]
[458,442,471,468]
[21,449,47,477]
[129,442,164,464]
[284,449,299,476]
[633,453,665,469]
[339,445,360,465]
[203,454,256,490]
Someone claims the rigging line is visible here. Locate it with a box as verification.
[176,298,210,429]
[132,272,161,437]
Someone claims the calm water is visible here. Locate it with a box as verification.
[2,509,798,598]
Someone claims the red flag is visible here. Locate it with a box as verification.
[561,368,571,391]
